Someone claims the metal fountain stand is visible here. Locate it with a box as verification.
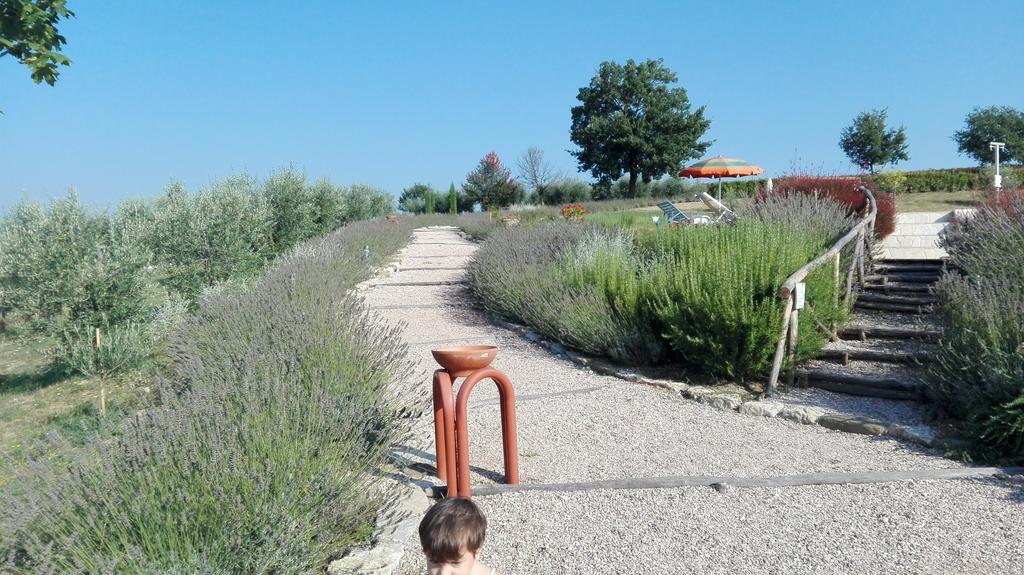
[431,345,519,498]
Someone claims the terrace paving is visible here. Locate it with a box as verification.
[877,211,960,260]
[363,227,1023,575]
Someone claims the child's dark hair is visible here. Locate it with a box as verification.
[418,497,487,563]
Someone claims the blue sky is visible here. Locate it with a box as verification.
[2,0,1022,211]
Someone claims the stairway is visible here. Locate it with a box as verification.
[796,258,945,401]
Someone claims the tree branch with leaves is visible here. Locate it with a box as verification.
[0,0,74,86]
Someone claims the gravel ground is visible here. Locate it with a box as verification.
[397,480,1024,575]
[801,358,932,382]
[844,309,941,332]
[775,387,929,426]
[371,228,1023,574]
[821,338,937,355]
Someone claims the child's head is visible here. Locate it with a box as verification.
[418,497,488,574]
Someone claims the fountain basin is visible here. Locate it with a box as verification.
[431,345,497,377]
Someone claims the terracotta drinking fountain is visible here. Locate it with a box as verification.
[430,345,519,498]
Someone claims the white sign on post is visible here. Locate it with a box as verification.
[794,282,806,310]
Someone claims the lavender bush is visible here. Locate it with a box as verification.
[468,195,855,380]
[933,204,1024,461]
[1,220,420,573]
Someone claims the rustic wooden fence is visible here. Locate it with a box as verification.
[765,186,878,396]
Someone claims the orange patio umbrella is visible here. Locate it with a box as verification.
[678,157,764,201]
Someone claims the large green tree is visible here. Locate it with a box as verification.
[398,183,434,214]
[838,109,909,174]
[953,106,1024,165]
[570,59,711,198]
[0,0,74,86]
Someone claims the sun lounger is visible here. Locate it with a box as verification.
[656,200,689,224]
[656,200,713,226]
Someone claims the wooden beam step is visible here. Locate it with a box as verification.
[855,301,930,314]
[863,282,933,293]
[818,348,931,364]
[794,367,925,397]
[876,258,945,266]
[857,292,937,305]
[872,263,945,273]
[863,273,942,283]
[837,326,942,341]
[806,380,924,400]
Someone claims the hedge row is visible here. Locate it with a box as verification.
[863,166,1024,193]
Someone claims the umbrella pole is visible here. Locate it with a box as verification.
[717,177,722,203]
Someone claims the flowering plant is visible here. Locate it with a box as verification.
[561,203,588,222]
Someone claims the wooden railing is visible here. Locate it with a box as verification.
[764,186,877,396]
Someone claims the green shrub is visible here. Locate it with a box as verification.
[537,179,592,205]
[2,220,418,573]
[399,183,434,214]
[468,196,851,379]
[637,222,844,379]
[737,190,857,243]
[468,223,663,363]
[873,170,907,194]
[932,205,1024,462]
[51,320,155,377]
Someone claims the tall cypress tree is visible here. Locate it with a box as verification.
[424,188,435,214]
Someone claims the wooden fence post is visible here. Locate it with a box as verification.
[832,252,841,302]
[844,231,863,307]
[857,233,867,283]
[766,298,795,397]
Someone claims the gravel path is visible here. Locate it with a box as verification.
[367,228,1022,575]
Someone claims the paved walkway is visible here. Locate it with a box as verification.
[362,227,1022,575]
[878,211,957,260]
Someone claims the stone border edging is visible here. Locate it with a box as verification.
[489,317,944,450]
[326,476,431,574]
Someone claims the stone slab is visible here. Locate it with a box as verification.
[877,247,948,260]
[894,211,956,224]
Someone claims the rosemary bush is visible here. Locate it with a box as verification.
[933,204,1024,462]
[638,222,844,379]
[1,220,419,573]
[468,196,853,380]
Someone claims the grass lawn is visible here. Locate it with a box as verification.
[0,333,137,491]
[894,190,980,212]
[597,200,714,229]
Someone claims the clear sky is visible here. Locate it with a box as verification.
[2,0,1022,211]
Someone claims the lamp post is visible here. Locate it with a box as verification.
[990,141,1006,191]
